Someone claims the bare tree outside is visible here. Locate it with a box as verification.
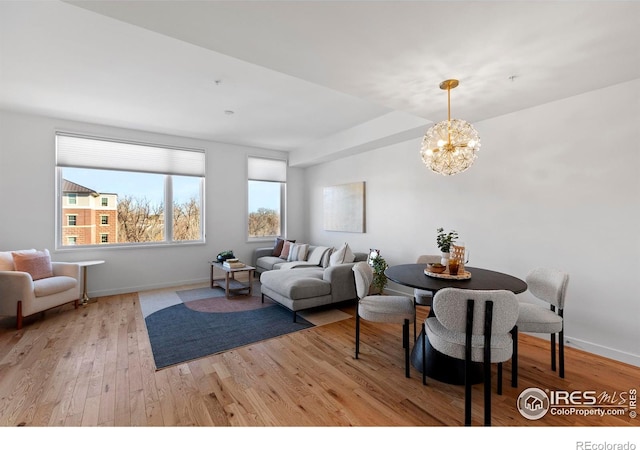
[249,207,280,237]
[173,197,201,241]
[116,196,202,243]
[117,196,164,242]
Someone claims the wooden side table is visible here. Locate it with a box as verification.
[76,260,105,305]
[210,261,255,298]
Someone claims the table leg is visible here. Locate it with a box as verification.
[81,266,89,305]
[225,272,230,298]
[210,264,214,288]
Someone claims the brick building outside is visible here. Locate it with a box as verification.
[61,179,118,246]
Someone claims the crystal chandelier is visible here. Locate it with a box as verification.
[421,79,480,176]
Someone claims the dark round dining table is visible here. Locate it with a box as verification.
[384,264,528,385]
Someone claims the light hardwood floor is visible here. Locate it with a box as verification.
[0,289,638,428]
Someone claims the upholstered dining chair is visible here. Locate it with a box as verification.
[511,267,569,387]
[352,261,415,378]
[423,288,519,426]
[413,254,441,340]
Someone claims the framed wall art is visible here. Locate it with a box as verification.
[323,181,365,233]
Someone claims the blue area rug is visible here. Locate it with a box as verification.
[145,296,313,369]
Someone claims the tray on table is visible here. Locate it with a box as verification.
[424,268,472,280]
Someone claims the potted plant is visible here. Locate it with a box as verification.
[369,254,388,294]
[436,227,459,265]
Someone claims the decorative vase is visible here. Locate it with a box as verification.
[441,252,450,266]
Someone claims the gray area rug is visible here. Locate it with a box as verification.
[140,283,351,369]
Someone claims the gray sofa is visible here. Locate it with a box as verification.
[254,244,367,321]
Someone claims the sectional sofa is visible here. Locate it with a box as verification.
[254,241,367,321]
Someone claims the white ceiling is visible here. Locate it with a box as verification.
[2,1,639,160]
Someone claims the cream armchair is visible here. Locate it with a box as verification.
[0,249,81,329]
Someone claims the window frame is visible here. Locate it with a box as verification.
[247,156,287,242]
[55,132,206,250]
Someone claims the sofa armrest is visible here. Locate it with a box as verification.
[52,262,81,281]
[0,271,34,315]
[253,247,275,266]
[323,263,358,302]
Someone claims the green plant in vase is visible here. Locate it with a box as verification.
[370,255,388,294]
[436,227,459,265]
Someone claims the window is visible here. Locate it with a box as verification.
[68,193,77,205]
[247,157,286,239]
[56,133,205,248]
[68,215,77,226]
[67,236,77,245]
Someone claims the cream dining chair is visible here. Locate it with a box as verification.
[423,288,519,426]
[511,267,570,387]
[352,261,415,378]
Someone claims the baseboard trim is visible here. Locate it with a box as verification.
[561,336,640,367]
[88,277,210,298]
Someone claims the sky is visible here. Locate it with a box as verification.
[63,168,279,212]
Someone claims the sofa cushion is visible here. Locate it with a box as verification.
[0,251,16,271]
[260,269,330,300]
[256,256,287,271]
[330,242,355,266]
[0,249,36,271]
[279,240,295,259]
[288,243,309,262]
[33,275,77,297]
[272,238,285,256]
[306,246,331,266]
[12,249,53,280]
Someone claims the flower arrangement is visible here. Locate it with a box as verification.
[436,228,459,253]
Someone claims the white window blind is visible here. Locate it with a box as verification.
[56,133,205,177]
[248,156,286,182]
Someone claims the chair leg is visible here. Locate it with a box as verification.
[403,319,410,378]
[464,300,474,426]
[422,322,427,386]
[484,362,492,426]
[483,300,493,427]
[413,301,417,342]
[511,325,518,388]
[550,306,557,372]
[559,327,565,378]
[559,310,565,378]
[355,313,360,359]
[464,358,472,426]
[551,332,557,372]
[497,362,503,395]
[16,300,23,330]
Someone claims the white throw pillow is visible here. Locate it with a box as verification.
[288,243,310,262]
[329,243,355,266]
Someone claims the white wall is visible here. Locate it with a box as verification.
[303,79,640,366]
[0,110,298,296]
